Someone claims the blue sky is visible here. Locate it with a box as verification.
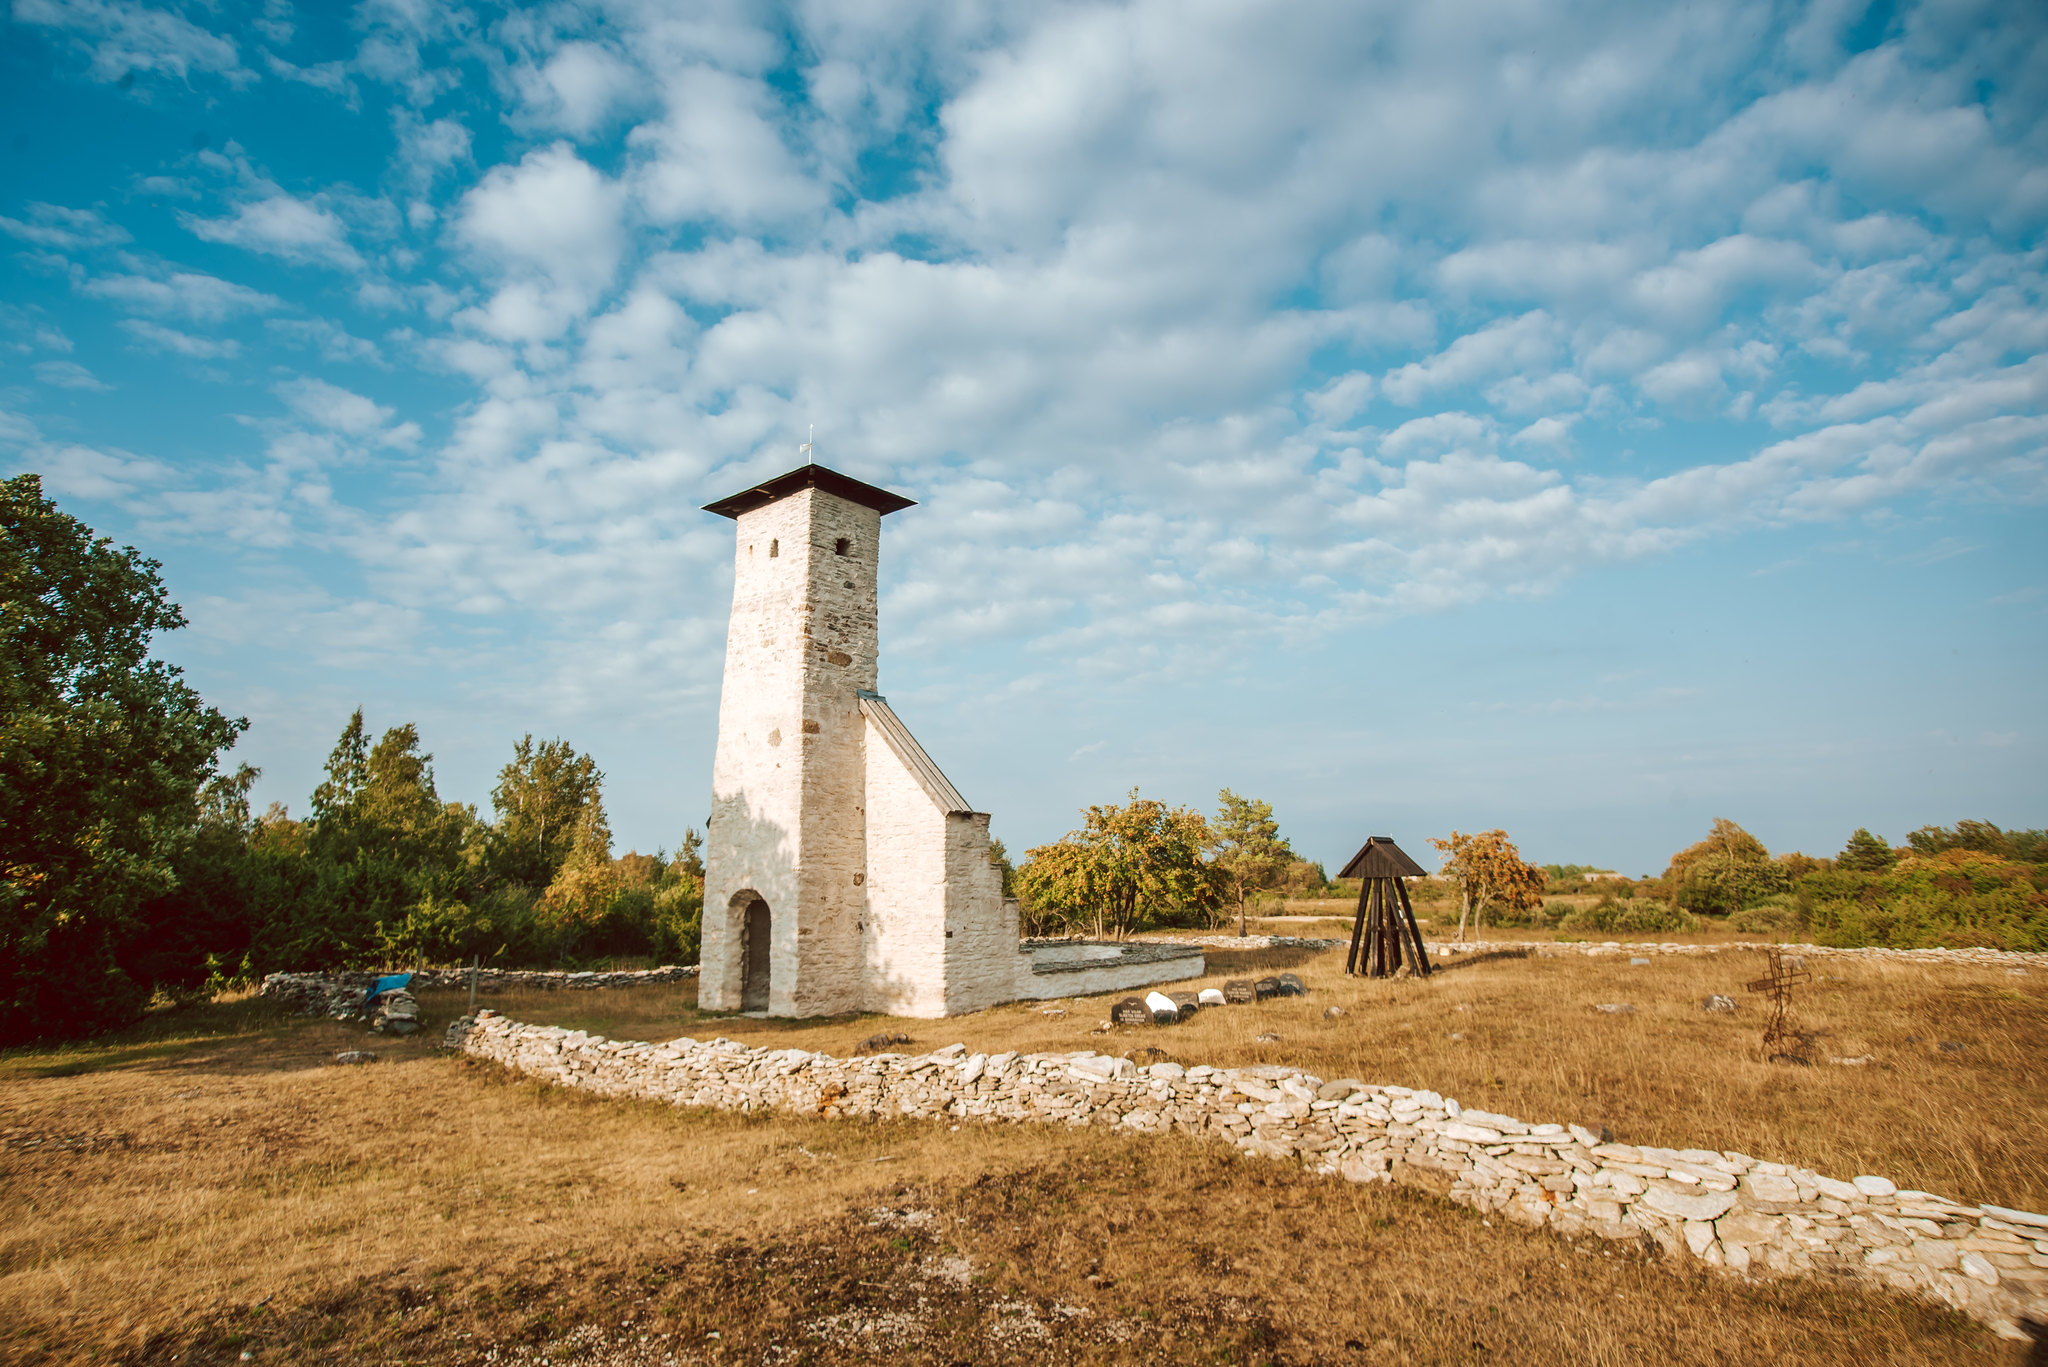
[3,0,2043,876]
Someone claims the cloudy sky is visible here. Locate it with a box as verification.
[3,0,2043,875]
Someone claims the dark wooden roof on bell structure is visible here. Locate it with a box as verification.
[1339,836,1428,880]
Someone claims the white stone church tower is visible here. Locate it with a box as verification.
[698,464,1018,1018]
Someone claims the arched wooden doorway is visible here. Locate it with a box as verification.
[741,897,772,1012]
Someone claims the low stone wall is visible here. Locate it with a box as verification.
[261,966,699,1016]
[1139,934,2048,969]
[1014,942,1206,999]
[452,1010,2048,1341]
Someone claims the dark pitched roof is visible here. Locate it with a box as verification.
[702,463,916,519]
[1339,836,1428,879]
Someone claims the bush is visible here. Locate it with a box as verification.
[649,882,703,965]
[1558,898,1699,934]
[1801,850,2047,951]
[1670,860,1789,916]
[1727,896,1799,934]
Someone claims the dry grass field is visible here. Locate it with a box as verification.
[476,943,2048,1213]
[3,944,2042,1365]
[0,998,2026,1367]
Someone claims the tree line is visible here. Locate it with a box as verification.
[1411,818,2048,950]
[0,475,702,1045]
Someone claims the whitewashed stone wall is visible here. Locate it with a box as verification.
[454,1010,2048,1341]
[943,812,1016,1013]
[704,487,881,1016]
[860,709,948,1015]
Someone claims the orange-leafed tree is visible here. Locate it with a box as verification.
[1428,829,1545,942]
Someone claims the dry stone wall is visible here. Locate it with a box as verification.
[261,967,698,1017]
[451,1008,2048,1341]
[1145,934,2048,969]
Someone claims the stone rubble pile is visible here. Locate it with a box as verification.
[452,1009,2048,1341]
[371,989,420,1035]
[260,966,699,1017]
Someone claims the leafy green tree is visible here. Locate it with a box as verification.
[538,789,621,950]
[1837,828,1897,872]
[486,735,601,888]
[1663,818,1787,915]
[124,762,264,994]
[1666,818,1771,875]
[1014,790,1220,939]
[1211,789,1292,936]
[673,826,705,883]
[1,474,246,1043]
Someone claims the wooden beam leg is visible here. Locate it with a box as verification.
[1395,877,1432,978]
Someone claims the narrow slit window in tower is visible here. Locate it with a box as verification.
[769,538,778,557]
[834,537,850,556]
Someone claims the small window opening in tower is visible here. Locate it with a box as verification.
[769,539,778,558]
[834,537,850,556]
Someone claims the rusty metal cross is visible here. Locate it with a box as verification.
[1744,945,1812,1056]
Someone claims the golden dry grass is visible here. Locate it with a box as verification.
[473,944,2048,1212]
[0,999,2023,1366]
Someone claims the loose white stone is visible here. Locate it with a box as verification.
[1853,1175,1898,1198]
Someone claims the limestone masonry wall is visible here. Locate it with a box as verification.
[1147,934,2048,969]
[260,966,699,1016]
[860,709,948,1016]
[452,1006,2048,1342]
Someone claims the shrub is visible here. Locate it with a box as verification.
[1727,896,1798,934]
[1559,898,1699,934]
[650,882,703,965]
[1671,860,1789,916]
[1801,850,2047,951]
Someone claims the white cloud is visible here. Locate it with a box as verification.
[183,193,366,271]
[274,376,416,446]
[29,441,172,500]
[82,270,282,320]
[1382,313,1564,407]
[33,359,110,389]
[0,203,130,251]
[264,317,380,363]
[629,68,825,226]
[12,0,247,85]
[515,41,639,138]
[392,110,471,188]
[453,143,628,340]
[119,317,241,358]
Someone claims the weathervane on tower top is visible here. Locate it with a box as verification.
[799,424,814,460]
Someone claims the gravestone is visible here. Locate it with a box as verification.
[1276,973,1306,997]
[1224,979,1256,1004]
[1169,992,1201,1021]
[1111,997,1152,1026]
[1145,990,1179,1024]
[1198,987,1227,1007]
[1253,977,1281,1001]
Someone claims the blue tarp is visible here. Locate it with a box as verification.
[363,972,413,1007]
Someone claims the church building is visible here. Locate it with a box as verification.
[698,462,1202,1018]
